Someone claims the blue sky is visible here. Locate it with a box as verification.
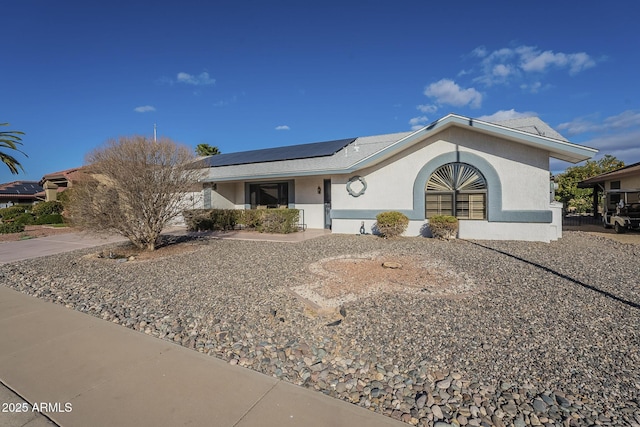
[2,0,639,182]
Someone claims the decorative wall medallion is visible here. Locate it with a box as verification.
[347,175,367,197]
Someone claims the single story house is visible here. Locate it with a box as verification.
[194,113,597,242]
[578,161,640,215]
[0,181,43,208]
[37,167,83,202]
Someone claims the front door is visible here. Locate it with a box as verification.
[324,179,331,229]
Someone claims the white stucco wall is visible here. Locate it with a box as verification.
[331,128,557,241]
[294,177,326,229]
[200,126,567,242]
[210,182,237,209]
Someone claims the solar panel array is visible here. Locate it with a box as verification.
[0,181,42,195]
[200,137,357,168]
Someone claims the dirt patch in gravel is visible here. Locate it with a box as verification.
[290,253,475,310]
[83,235,206,263]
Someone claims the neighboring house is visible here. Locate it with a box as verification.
[194,113,597,242]
[37,167,83,202]
[0,181,43,208]
[578,161,640,215]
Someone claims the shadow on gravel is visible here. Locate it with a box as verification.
[466,240,640,311]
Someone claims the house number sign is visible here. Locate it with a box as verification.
[346,175,367,197]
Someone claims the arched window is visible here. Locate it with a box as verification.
[425,163,487,220]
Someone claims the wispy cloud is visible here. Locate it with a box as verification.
[516,46,595,75]
[213,95,238,107]
[424,79,483,109]
[477,109,537,123]
[557,110,640,164]
[134,105,156,113]
[416,104,437,114]
[412,44,597,132]
[177,71,215,86]
[473,45,596,86]
[408,116,429,131]
[275,125,290,131]
[557,110,640,136]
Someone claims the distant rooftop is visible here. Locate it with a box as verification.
[0,181,43,200]
[579,161,640,187]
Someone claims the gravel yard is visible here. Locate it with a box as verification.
[1,231,639,427]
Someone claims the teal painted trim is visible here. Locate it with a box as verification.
[411,152,501,221]
[244,182,251,206]
[203,187,212,209]
[288,179,295,207]
[332,209,551,223]
[331,209,416,220]
[333,151,552,224]
[494,210,552,222]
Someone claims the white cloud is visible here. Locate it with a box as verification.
[517,47,595,75]
[177,71,216,86]
[556,117,600,135]
[275,125,290,131]
[134,105,156,113]
[492,64,513,77]
[520,81,543,93]
[558,110,640,136]
[477,109,536,123]
[409,116,429,131]
[472,45,596,86]
[471,46,488,58]
[424,79,482,108]
[417,104,437,114]
[603,110,640,130]
[556,110,640,165]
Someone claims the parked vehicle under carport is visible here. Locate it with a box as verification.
[602,189,640,233]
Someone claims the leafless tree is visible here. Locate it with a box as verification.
[66,136,203,250]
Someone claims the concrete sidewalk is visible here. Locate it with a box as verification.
[0,287,406,427]
[0,228,332,265]
[0,232,126,265]
[0,229,406,427]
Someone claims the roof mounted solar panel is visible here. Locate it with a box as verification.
[202,137,356,167]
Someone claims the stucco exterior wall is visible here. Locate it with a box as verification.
[609,175,640,190]
[210,182,237,209]
[330,128,556,241]
[294,177,326,229]
[200,122,573,242]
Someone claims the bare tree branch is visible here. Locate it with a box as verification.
[66,136,204,250]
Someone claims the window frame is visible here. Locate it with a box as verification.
[249,182,289,209]
[425,163,487,220]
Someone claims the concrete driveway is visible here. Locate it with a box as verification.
[0,232,126,265]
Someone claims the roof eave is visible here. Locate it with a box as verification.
[347,114,597,169]
[204,113,598,182]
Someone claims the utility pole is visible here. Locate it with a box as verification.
[153,123,157,142]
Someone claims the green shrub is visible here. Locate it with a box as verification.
[209,209,240,230]
[183,208,300,233]
[428,215,458,239]
[375,211,409,238]
[183,209,211,231]
[240,209,263,229]
[0,222,25,234]
[0,205,31,221]
[259,209,299,233]
[34,214,64,225]
[13,212,35,225]
[32,201,63,217]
